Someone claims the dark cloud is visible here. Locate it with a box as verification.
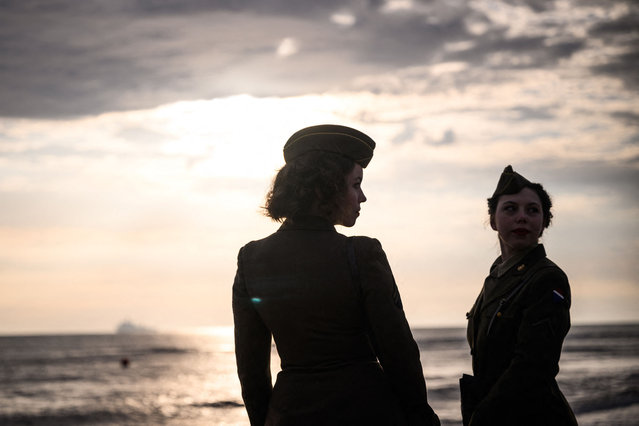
[0,0,470,118]
[587,6,639,90]
[623,133,639,147]
[589,10,639,37]
[534,159,639,198]
[126,0,377,17]
[0,0,637,119]
[591,49,639,90]
[610,111,639,127]
[392,120,419,145]
[391,120,456,146]
[445,35,585,71]
[497,0,557,13]
[438,129,455,145]
[353,15,469,66]
[0,0,358,17]
[1,1,387,118]
[509,106,555,121]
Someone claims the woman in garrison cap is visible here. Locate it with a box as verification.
[232,124,440,426]
[461,166,577,426]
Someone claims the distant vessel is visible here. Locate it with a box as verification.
[115,320,156,335]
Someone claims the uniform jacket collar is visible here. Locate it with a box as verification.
[490,244,547,277]
[279,215,336,232]
[490,244,541,278]
[481,244,548,309]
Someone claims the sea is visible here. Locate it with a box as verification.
[1,324,637,425]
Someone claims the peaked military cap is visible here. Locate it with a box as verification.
[283,124,376,168]
[492,165,533,197]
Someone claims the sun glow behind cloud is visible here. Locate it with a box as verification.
[0,83,637,333]
[0,94,392,332]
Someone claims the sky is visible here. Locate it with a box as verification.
[0,0,637,334]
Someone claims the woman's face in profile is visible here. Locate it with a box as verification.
[491,187,544,258]
[336,164,366,227]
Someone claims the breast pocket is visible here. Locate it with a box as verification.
[485,302,521,342]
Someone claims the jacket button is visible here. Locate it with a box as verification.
[496,312,502,318]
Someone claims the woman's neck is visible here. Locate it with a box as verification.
[499,242,538,263]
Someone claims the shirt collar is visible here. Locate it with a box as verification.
[490,244,545,278]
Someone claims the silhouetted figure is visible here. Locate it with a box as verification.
[120,357,130,368]
[233,125,439,426]
[461,166,577,426]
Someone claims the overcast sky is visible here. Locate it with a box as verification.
[0,0,637,334]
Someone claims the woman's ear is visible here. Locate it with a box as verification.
[539,213,549,236]
[489,215,497,231]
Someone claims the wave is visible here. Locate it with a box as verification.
[1,345,194,370]
[0,400,247,425]
[566,323,639,340]
[147,346,191,355]
[191,400,244,408]
[572,388,639,414]
[0,410,134,425]
[4,374,86,385]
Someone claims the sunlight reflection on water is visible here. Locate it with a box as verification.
[1,325,637,425]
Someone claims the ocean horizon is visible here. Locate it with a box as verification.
[1,323,637,425]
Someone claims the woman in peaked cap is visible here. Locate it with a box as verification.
[461,166,577,426]
[233,124,440,426]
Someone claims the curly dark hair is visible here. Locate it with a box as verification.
[487,182,554,231]
[264,151,355,223]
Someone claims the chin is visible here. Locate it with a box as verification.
[339,218,357,227]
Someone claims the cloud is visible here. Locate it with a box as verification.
[331,11,357,27]
[1,0,635,119]
[0,1,637,331]
[276,37,300,57]
[591,49,639,90]
[508,106,556,121]
[610,111,639,127]
[0,90,637,332]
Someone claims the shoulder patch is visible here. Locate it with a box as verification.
[552,289,566,304]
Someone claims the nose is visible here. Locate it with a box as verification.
[515,210,527,222]
[360,190,367,203]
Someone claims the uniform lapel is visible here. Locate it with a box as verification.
[478,245,546,313]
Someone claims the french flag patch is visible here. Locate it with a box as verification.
[552,289,565,304]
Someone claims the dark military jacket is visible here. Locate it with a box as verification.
[233,216,438,426]
[465,244,577,426]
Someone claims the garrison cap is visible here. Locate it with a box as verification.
[492,165,533,198]
[283,124,376,168]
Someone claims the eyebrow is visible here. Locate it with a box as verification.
[502,200,540,206]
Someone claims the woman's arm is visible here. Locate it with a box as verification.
[232,246,273,426]
[355,237,440,426]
